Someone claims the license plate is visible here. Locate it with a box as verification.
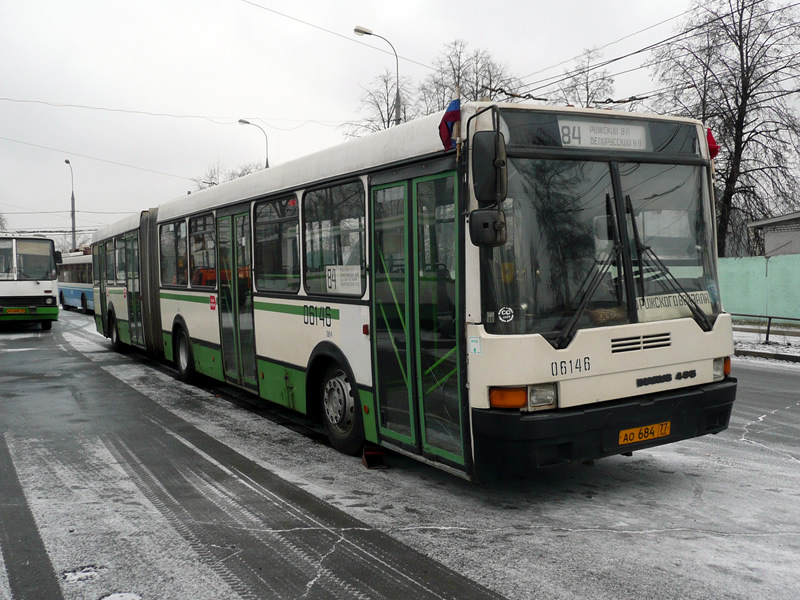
[6,308,27,314]
[619,421,671,445]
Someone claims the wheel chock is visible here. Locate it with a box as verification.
[361,446,388,470]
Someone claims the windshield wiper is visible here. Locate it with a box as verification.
[553,243,622,349]
[625,195,712,332]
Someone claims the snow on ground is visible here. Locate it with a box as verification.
[734,325,800,360]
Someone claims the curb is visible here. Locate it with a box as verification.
[734,349,800,363]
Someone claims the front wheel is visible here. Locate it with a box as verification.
[175,328,195,383]
[321,366,364,455]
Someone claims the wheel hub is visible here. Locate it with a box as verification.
[323,373,353,434]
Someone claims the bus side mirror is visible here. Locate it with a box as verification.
[472,131,508,206]
[55,251,63,264]
[469,208,507,247]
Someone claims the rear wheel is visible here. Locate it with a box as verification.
[321,365,364,455]
[175,328,195,383]
[41,320,52,331]
[81,294,88,313]
[60,293,71,311]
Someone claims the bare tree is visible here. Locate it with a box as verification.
[193,160,262,191]
[554,48,615,108]
[344,40,522,137]
[651,0,800,256]
[418,40,522,112]
[55,234,91,253]
[341,70,418,138]
[0,213,7,231]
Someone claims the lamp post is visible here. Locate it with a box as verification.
[64,159,76,250]
[354,25,401,126]
[238,119,269,168]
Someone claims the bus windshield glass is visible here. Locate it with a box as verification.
[2,239,58,281]
[481,113,720,341]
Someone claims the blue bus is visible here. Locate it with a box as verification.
[58,250,94,312]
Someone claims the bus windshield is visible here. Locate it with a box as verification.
[0,239,57,281]
[481,158,721,341]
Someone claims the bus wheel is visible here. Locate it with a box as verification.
[175,328,195,383]
[321,366,364,455]
[41,320,52,331]
[60,293,71,310]
[81,295,88,313]
[109,314,125,353]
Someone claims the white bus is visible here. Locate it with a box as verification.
[0,235,60,330]
[57,250,94,312]
[91,102,737,479]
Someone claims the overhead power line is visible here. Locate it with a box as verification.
[0,135,195,182]
[238,0,434,71]
[516,0,799,102]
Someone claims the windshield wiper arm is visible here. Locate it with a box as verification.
[625,195,647,300]
[553,244,622,349]
[625,195,711,332]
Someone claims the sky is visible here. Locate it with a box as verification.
[0,0,690,249]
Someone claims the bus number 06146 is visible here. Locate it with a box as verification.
[551,357,590,377]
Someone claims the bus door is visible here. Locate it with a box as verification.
[371,172,464,467]
[93,244,108,335]
[125,233,144,347]
[217,210,258,390]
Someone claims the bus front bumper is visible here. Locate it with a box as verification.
[471,378,737,472]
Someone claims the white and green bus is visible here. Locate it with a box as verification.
[1,235,60,330]
[91,102,737,479]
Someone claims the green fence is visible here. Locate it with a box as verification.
[718,255,800,321]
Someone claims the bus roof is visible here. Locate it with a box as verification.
[92,211,146,244]
[92,102,705,242]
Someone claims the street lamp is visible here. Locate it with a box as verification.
[238,119,270,169]
[64,159,76,250]
[354,25,401,126]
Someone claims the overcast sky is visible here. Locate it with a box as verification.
[0,0,689,248]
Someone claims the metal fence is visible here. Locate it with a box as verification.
[730,313,800,343]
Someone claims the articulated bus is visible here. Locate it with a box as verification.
[0,235,60,330]
[91,102,737,479]
[57,250,94,312]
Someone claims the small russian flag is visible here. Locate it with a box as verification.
[438,97,461,151]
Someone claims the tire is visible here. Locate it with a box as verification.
[109,314,126,353]
[175,328,196,383]
[41,320,52,331]
[60,293,71,311]
[320,365,364,455]
[81,295,88,313]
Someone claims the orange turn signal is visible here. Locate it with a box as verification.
[490,387,527,409]
[724,356,731,377]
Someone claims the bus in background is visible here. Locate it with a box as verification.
[91,102,737,480]
[0,235,60,330]
[57,249,94,313]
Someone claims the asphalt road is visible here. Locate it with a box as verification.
[1,310,799,600]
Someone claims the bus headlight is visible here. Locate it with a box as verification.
[528,384,557,411]
[713,357,731,381]
[45,297,54,305]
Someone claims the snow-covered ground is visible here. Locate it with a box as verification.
[734,324,800,360]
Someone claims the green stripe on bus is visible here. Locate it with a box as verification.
[159,292,211,304]
[253,301,340,320]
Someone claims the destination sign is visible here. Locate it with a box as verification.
[558,118,648,151]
